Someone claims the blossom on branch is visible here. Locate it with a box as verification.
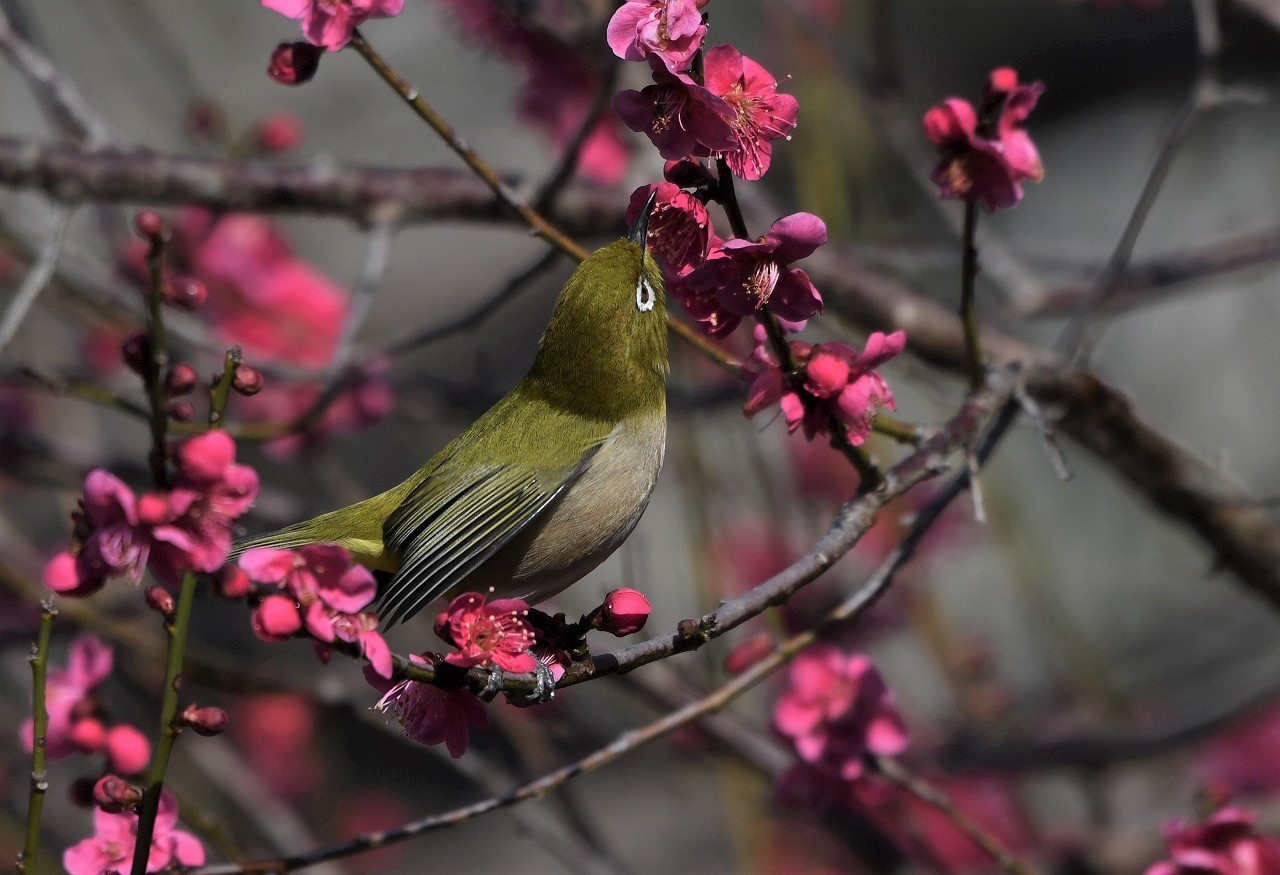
[613,61,736,161]
[689,212,826,324]
[923,67,1044,211]
[64,789,204,875]
[20,634,112,761]
[741,328,904,446]
[701,44,799,181]
[607,0,706,73]
[368,654,489,758]
[626,182,713,279]
[435,592,538,673]
[1146,807,1280,875]
[261,0,405,52]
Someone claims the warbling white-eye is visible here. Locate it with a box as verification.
[231,200,668,632]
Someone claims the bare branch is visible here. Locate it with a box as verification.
[0,205,73,357]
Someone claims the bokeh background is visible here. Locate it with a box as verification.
[3,0,1280,871]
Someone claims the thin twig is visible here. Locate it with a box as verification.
[141,231,171,489]
[16,598,55,875]
[0,5,111,147]
[348,29,589,262]
[0,205,73,357]
[959,201,983,388]
[873,757,1039,875]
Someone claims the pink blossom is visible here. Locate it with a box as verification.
[1198,703,1280,797]
[240,543,352,602]
[742,329,905,445]
[63,789,204,875]
[20,633,112,761]
[435,592,538,673]
[232,693,320,801]
[613,60,736,161]
[923,69,1044,212]
[607,0,705,73]
[256,113,303,152]
[245,359,394,459]
[261,0,405,52]
[773,646,909,782]
[689,212,826,322]
[368,655,489,758]
[626,182,712,279]
[1147,808,1280,875]
[252,594,303,642]
[701,45,799,180]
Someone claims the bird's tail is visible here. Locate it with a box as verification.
[226,523,323,562]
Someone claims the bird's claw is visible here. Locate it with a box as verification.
[507,661,556,707]
[478,667,505,702]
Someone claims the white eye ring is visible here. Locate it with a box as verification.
[635,275,656,312]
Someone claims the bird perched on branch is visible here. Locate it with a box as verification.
[231,200,668,642]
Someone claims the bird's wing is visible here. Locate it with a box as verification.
[373,452,596,627]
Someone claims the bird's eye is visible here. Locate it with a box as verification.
[635,274,656,313]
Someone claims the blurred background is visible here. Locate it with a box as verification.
[3,0,1280,871]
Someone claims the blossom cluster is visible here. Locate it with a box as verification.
[64,789,204,875]
[263,0,403,52]
[742,327,905,446]
[44,431,258,597]
[773,647,910,793]
[19,634,151,776]
[923,67,1045,212]
[115,209,393,456]
[236,544,393,680]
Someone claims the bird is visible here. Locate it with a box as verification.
[230,200,668,636]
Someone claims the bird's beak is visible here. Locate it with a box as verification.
[628,189,659,246]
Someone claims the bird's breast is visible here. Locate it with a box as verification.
[465,413,666,603]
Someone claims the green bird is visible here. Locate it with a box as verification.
[231,203,667,632]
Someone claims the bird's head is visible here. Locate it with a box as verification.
[529,197,669,421]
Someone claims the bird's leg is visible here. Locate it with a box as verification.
[478,667,505,702]
[507,661,556,707]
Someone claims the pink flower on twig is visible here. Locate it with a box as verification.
[367,655,489,758]
[20,634,112,761]
[701,44,799,181]
[1146,807,1280,875]
[435,592,538,673]
[63,789,204,875]
[626,182,713,279]
[613,61,736,161]
[607,0,706,73]
[261,0,405,52]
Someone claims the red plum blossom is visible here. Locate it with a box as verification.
[435,592,538,673]
[261,0,405,52]
[701,44,799,180]
[598,588,651,636]
[773,646,909,782]
[613,61,736,161]
[63,789,203,875]
[1147,807,1280,875]
[368,654,489,758]
[20,634,113,761]
[626,182,713,279]
[607,0,706,73]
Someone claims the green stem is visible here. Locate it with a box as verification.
[130,569,198,875]
[208,347,241,429]
[872,414,923,445]
[18,600,56,875]
[959,201,983,390]
[143,236,170,489]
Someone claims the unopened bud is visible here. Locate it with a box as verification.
[215,565,252,599]
[596,588,651,637]
[69,717,107,753]
[165,277,207,310]
[164,363,199,396]
[132,210,165,241]
[92,774,142,813]
[180,704,229,737]
[232,366,264,396]
[144,585,175,619]
[985,67,1020,101]
[268,41,322,86]
[256,113,302,152]
[121,331,151,375]
[166,400,196,422]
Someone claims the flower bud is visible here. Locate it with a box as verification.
[985,67,1020,101]
[215,564,253,599]
[145,585,176,619]
[663,157,716,189]
[132,210,165,241]
[253,595,302,642]
[92,774,142,813]
[597,588,651,637]
[164,363,199,396]
[120,331,151,375]
[256,113,302,152]
[105,724,151,775]
[268,41,322,86]
[232,366,264,396]
[69,717,107,753]
[165,276,207,310]
[804,348,851,398]
[166,400,196,422]
[180,704,229,737]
